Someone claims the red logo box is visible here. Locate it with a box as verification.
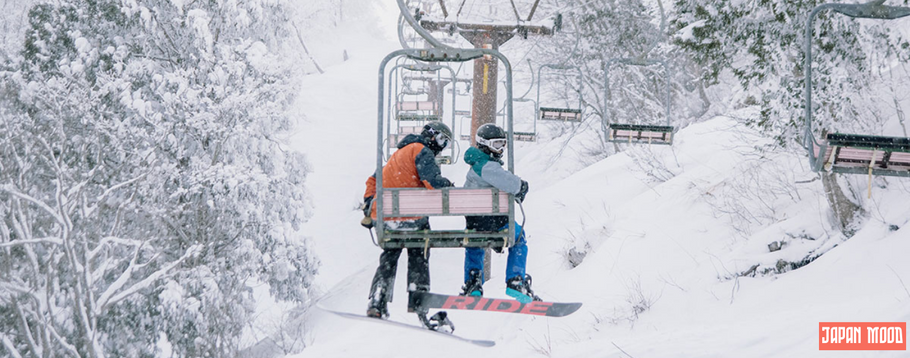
[819,322,906,350]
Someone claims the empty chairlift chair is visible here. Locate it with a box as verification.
[387,62,460,164]
[375,48,522,250]
[803,2,910,178]
[604,57,674,145]
[510,98,539,142]
[536,64,584,123]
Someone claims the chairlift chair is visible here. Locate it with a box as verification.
[396,70,443,122]
[803,2,910,179]
[375,48,520,250]
[604,58,674,145]
[494,102,536,142]
[511,98,538,142]
[459,115,472,141]
[536,64,584,123]
[387,62,459,165]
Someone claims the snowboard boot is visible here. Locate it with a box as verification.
[366,298,388,319]
[407,286,429,315]
[366,288,389,319]
[506,274,542,303]
[460,269,483,297]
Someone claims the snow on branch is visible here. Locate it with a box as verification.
[96,244,201,313]
[0,237,63,248]
[0,185,65,226]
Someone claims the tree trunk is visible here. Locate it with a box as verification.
[821,171,864,237]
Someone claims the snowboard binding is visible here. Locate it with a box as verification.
[418,311,455,334]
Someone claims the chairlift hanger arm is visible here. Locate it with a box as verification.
[824,1,910,19]
[398,0,453,49]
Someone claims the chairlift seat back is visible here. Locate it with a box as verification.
[377,188,513,249]
[397,101,439,112]
[513,131,537,142]
[608,124,674,145]
[539,107,582,122]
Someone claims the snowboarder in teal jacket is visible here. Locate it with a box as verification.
[460,123,539,303]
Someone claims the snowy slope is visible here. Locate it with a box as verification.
[275,7,910,358]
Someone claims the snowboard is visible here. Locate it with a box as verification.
[319,307,496,348]
[412,291,582,317]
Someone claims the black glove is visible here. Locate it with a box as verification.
[360,197,374,229]
[515,180,529,203]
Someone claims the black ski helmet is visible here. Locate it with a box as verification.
[421,121,453,154]
[475,123,507,159]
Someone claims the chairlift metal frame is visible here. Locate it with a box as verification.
[376,48,518,250]
[803,2,910,178]
[536,64,584,123]
[604,57,674,145]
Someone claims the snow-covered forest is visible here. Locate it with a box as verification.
[2,0,909,357]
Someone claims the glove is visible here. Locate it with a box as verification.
[360,197,374,229]
[361,197,373,217]
[515,180,529,203]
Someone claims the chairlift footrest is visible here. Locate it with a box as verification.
[397,114,441,121]
[379,232,509,249]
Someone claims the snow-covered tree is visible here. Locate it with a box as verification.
[671,0,910,145]
[0,0,317,357]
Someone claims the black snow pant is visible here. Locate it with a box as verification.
[369,218,431,311]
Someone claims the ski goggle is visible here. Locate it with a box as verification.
[435,133,450,149]
[476,136,507,154]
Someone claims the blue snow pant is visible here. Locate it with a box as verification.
[464,215,527,283]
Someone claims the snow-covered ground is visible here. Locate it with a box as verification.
[272,7,910,358]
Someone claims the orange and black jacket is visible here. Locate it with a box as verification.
[364,134,453,220]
